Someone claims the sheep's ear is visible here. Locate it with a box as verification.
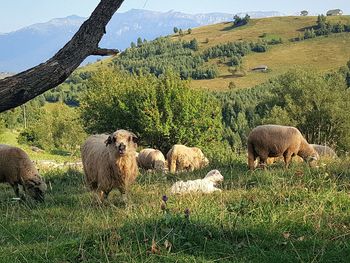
[105,135,113,146]
[27,178,41,187]
[129,132,138,144]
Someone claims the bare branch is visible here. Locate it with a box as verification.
[0,0,125,112]
[91,48,119,56]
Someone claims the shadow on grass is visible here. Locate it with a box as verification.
[72,215,350,263]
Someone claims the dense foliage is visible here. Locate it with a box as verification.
[80,69,224,153]
[113,37,218,80]
[113,37,269,81]
[297,15,350,41]
[18,103,86,154]
[42,71,91,106]
[233,14,251,27]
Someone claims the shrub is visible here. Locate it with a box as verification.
[80,69,224,153]
[18,103,86,154]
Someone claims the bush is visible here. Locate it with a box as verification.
[80,69,224,153]
[18,103,86,154]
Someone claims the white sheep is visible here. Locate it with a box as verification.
[137,148,166,171]
[81,129,138,203]
[170,169,224,194]
[167,144,209,173]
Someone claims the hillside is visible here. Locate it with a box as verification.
[169,15,350,90]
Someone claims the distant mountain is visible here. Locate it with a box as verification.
[235,11,285,18]
[0,9,284,72]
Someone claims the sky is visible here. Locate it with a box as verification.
[0,0,349,33]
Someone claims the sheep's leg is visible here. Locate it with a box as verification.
[258,153,268,169]
[12,183,20,197]
[247,142,257,170]
[283,151,293,169]
[169,159,177,173]
[96,190,107,203]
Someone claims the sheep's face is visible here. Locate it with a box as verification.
[105,130,138,156]
[24,175,47,202]
[192,147,209,168]
[306,151,319,168]
[204,170,224,184]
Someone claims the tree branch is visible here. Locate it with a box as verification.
[91,48,119,56]
[0,0,125,113]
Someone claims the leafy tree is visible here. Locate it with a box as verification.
[137,37,143,47]
[80,69,224,153]
[304,28,316,39]
[188,28,192,34]
[179,29,184,36]
[130,41,136,48]
[189,38,198,51]
[173,27,179,34]
[233,14,250,27]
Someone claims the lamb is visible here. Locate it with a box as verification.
[0,144,47,201]
[311,144,337,159]
[166,144,209,173]
[81,129,138,203]
[137,148,166,171]
[247,125,319,170]
[170,169,224,194]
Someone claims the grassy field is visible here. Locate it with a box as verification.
[1,156,350,262]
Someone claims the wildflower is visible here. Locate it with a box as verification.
[162,195,168,203]
[184,208,190,219]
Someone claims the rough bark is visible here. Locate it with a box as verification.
[0,0,124,112]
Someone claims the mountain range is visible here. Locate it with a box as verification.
[0,9,285,73]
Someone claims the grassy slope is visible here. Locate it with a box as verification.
[1,159,349,262]
[170,16,350,90]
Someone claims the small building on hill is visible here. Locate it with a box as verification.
[326,9,343,16]
[252,65,268,72]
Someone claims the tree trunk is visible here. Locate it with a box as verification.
[0,0,124,113]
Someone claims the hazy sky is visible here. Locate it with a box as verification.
[1,0,349,33]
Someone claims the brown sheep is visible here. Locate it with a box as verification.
[0,144,47,201]
[247,125,319,170]
[310,144,337,159]
[81,129,138,203]
[137,148,166,171]
[166,144,209,173]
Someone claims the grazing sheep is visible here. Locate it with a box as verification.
[311,144,338,159]
[137,148,166,171]
[81,129,138,203]
[170,169,224,194]
[247,125,319,170]
[0,144,47,201]
[167,144,209,173]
